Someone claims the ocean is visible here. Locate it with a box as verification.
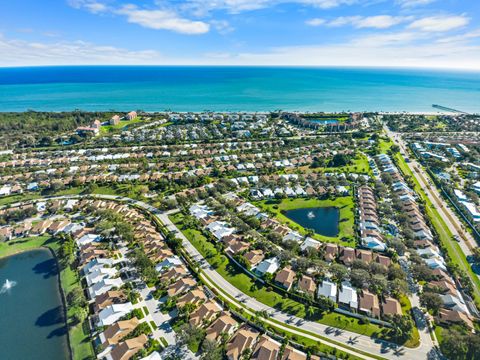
[0,66,479,113]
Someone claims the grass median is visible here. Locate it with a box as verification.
[169,212,418,348]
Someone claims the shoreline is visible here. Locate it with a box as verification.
[0,110,477,115]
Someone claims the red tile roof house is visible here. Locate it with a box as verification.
[324,243,339,262]
[381,297,402,317]
[244,250,265,268]
[176,287,207,308]
[340,247,356,265]
[205,313,239,342]
[297,275,317,297]
[189,299,222,328]
[359,290,381,318]
[167,277,197,297]
[437,308,474,330]
[109,334,148,360]
[274,267,296,291]
[0,226,12,241]
[226,325,260,360]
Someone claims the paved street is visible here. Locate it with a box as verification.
[385,127,480,303]
[8,193,438,359]
[157,212,436,360]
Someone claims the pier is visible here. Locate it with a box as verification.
[432,104,471,115]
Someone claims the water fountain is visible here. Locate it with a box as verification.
[307,211,315,219]
[0,279,17,294]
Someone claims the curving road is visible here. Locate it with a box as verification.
[5,193,437,360]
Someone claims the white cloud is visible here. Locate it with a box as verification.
[69,1,210,35]
[0,35,165,66]
[306,18,326,26]
[68,0,108,13]
[436,29,480,44]
[219,40,480,70]
[307,15,408,29]
[2,31,480,70]
[409,15,469,32]
[396,0,436,8]
[116,5,210,34]
[210,20,235,34]
[181,0,357,15]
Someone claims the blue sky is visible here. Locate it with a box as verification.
[0,0,479,68]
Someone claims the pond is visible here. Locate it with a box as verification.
[309,119,339,125]
[0,249,69,360]
[284,207,340,237]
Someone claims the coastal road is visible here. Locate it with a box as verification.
[7,194,437,360]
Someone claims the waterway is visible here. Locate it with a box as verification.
[0,249,69,360]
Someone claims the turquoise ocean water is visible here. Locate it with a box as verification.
[0,66,479,112]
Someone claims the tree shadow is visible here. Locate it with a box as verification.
[47,325,68,339]
[35,306,65,327]
[32,258,59,279]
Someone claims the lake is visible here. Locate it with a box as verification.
[0,249,69,360]
[285,207,340,237]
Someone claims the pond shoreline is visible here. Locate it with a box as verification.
[0,247,72,360]
[0,244,73,360]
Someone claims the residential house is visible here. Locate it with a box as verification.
[97,302,134,326]
[226,325,260,360]
[100,317,139,346]
[254,257,280,276]
[244,250,264,268]
[300,237,321,253]
[437,309,474,330]
[109,334,148,360]
[381,297,402,317]
[274,267,296,291]
[317,280,337,303]
[94,290,128,313]
[338,282,358,310]
[190,300,222,327]
[297,275,316,297]
[167,277,196,297]
[251,336,281,360]
[282,346,307,360]
[176,287,207,308]
[89,277,124,299]
[205,313,238,341]
[358,290,380,318]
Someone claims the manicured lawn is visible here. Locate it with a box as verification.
[169,213,400,344]
[100,118,144,134]
[0,236,95,360]
[0,235,54,257]
[254,197,356,246]
[0,193,41,206]
[322,154,372,175]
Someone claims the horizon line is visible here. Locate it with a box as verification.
[1,64,480,73]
